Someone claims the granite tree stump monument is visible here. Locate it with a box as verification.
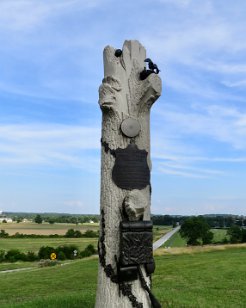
[95,40,162,308]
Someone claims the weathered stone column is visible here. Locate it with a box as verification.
[95,40,162,308]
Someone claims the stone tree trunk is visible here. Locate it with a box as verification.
[96,40,162,308]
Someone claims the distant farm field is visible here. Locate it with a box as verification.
[164,230,187,247]
[153,225,172,241]
[0,222,99,256]
[164,228,229,248]
[211,228,229,242]
[0,222,99,235]
[0,237,98,253]
[1,222,169,238]
[0,222,170,243]
[0,223,169,255]
[0,245,245,307]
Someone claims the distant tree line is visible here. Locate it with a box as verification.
[151,214,246,228]
[227,225,246,243]
[43,214,99,224]
[33,213,100,225]
[4,212,245,228]
[152,215,186,226]
[4,212,100,224]
[179,216,246,246]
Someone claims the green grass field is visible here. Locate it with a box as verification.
[0,238,98,253]
[1,222,168,237]
[153,225,172,241]
[0,223,169,254]
[0,258,97,308]
[211,228,229,243]
[1,224,243,307]
[0,246,245,307]
[164,230,187,247]
[164,229,229,248]
[154,246,246,308]
[0,261,37,272]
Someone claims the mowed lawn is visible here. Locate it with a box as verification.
[0,246,245,308]
[154,245,246,307]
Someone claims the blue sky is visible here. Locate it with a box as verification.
[0,0,246,215]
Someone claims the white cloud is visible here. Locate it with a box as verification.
[142,17,231,61]
[155,104,246,150]
[0,0,105,32]
[157,161,225,179]
[0,124,100,170]
[0,0,106,101]
[151,103,246,179]
[137,1,246,105]
[0,0,246,215]
[222,79,246,88]
[193,61,246,75]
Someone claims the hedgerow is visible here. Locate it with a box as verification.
[0,244,97,263]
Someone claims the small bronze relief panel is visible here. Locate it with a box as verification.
[112,143,150,190]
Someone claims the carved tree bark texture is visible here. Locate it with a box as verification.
[95,40,162,308]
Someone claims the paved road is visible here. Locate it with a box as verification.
[153,226,181,251]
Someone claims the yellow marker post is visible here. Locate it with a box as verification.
[50,252,57,260]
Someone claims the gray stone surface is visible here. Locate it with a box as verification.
[121,117,141,138]
[95,40,162,308]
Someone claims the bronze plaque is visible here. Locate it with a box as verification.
[112,144,150,190]
[120,221,153,266]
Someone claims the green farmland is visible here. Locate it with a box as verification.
[0,245,245,307]
[164,228,229,248]
[0,238,98,254]
[0,223,170,254]
[0,222,99,256]
[0,222,99,236]
[153,225,172,241]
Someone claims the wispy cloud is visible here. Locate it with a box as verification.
[0,0,106,32]
[222,79,246,88]
[138,0,246,107]
[0,124,100,170]
[151,102,246,179]
[1,0,246,214]
[154,104,246,150]
[0,1,107,102]
[157,161,226,179]
[158,0,193,8]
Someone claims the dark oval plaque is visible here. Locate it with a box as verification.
[112,144,150,190]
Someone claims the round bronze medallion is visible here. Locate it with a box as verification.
[121,118,141,138]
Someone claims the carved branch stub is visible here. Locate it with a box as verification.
[99,40,161,117]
